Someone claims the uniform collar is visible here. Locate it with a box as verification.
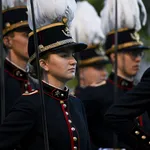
[42,81,69,101]
[108,72,133,89]
[4,59,28,81]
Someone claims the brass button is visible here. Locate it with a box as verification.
[63,104,67,108]
[135,131,140,135]
[5,22,11,28]
[73,137,77,141]
[141,135,146,140]
[61,93,64,97]
[71,127,75,131]
[16,70,20,76]
[74,146,77,150]
[65,112,69,115]
[60,101,64,104]
[68,120,72,123]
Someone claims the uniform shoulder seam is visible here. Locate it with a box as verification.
[22,90,39,96]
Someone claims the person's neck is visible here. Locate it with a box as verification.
[112,70,134,82]
[6,53,27,70]
[42,73,66,90]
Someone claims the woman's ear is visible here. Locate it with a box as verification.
[39,59,49,71]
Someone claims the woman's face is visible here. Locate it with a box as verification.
[40,48,77,83]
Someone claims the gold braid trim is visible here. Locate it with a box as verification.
[79,56,108,66]
[106,41,143,55]
[107,28,130,35]
[28,38,75,64]
[2,6,26,13]
[3,21,28,35]
[28,22,64,37]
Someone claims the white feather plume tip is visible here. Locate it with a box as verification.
[2,0,27,10]
[100,0,147,35]
[27,0,76,30]
[70,1,105,46]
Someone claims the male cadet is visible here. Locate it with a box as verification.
[0,0,32,122]
[70,1,109,92]
[76,48,109,89]
[70,1,109,149]
[71,0,150,149]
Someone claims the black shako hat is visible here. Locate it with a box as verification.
[105,28,150,55]
[79,45,109,67]
[28,22,87,65]
[3,6,29,36]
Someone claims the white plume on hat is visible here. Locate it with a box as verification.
[100,0,147,35]
[2,0,27,10]
[70,1,105,45]
[27,0,77,30]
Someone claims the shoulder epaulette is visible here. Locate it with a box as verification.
[23,90,38,96]
[89,80,106,87]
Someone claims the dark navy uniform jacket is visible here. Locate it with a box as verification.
[75,72,137,149]
[105,67,150,150]
[0,59,32,121]
[0,81,91,150]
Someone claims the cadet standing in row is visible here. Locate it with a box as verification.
[0,0,32,122]
[73,0,150,149]
[0,0,92,149]
[70,1,109,96]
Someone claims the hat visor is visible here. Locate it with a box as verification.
[80,60,110,67]
[3,21,30,35]
[29,42,87,65]
[52,42,87,53]
[121,45,150,52]
[14,25,31,33]
[79,57,110,68]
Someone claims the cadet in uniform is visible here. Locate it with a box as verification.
[0,0,32,121]
[70,1,109,96]
[0,0,91,149]
[73,0,150,149]
[105,67,150,150]
[75,48,109,93]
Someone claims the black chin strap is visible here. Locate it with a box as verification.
[29,1,49,150]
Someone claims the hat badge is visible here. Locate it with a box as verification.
[62,27,71,37]
[130,32,140,43]
[38,44,44,51]
[5,22,11,28]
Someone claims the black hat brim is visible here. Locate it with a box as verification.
[121,45,150,52]
[4,24,31,36]
[51,42,87,53]
[80,59,110,68]
[30,42,87,65]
